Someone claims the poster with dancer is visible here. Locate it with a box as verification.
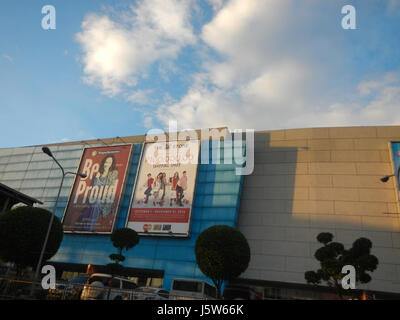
[127,140,200,236]
[62,144,132,233]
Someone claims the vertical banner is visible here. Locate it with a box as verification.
[127,140,200,236]
[62,144,133,233]
[390,142,400,209]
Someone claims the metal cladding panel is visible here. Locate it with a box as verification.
[126,244,157,259]
[155,246,196,262]
[199,207,237,220]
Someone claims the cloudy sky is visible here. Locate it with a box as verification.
[0,0,399,147]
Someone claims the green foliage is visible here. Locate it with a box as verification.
[195,225,251,297]
[110,228,139,252]
[328,242,345,255]
[317,232,333,245]
[305,232,379,298]
[351,238,372,256]
[305,271,320,284]
[109,254,125,263]
[0,206,63,270]
[315,246,335,262]
[107,228,139,276]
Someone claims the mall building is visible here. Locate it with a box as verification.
[0,125,400,299]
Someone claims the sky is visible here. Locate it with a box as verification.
[0,0,399,148]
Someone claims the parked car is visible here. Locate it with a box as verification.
[170,278,217,300]
[47,280,68,300]
[80,273,137,300]
[222,285,263,300]
[46,275,89,300]
[65,275,90,300]
[134,287,169,300]
[47,275,90,300]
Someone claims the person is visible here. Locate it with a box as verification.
[152,172,164,205]
[143,173,154,204]
[176,171,188,206]
[160,173,167,203]
[169,172,179,206]
[76,155,118,232]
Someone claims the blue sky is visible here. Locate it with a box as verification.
[0,0,399,148]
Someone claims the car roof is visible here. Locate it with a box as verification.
[89,273,136,282]
[68,275,89,281]
[90,273,112,278]
[137,287,168,291]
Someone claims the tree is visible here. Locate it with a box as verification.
[305,232,379,299]
[195,225,251,298]
[0,206,63,277]
[106,228,139,276]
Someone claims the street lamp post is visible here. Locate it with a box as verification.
[31,147,86,294]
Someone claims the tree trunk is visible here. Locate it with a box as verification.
[334,279,343,300]
[212,279,222,299]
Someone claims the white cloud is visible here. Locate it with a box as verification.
[241,61,309,105]
[125,89,154,105]
[205,0,226,12]
[157,83,243,129]
[201,0,289,57]
[77,0,400,131]
[76,0,195,97]
[358,72,399,96]
[143,116,154,128]
[156,0,400,131]
[2,54,13,62]
[359,81,400,124]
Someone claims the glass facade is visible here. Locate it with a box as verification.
[0,140,245,291]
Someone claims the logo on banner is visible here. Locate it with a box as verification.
[143,224,152,231]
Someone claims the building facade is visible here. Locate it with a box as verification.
[1,126,400,299]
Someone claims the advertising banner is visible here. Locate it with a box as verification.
[390,142,400,208]
[62,144,133,233]
[127,140,200,236]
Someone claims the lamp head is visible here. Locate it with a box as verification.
[381,175,390,183]
[42,147,53,158]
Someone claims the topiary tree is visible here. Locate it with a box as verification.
[0,206,63,277]
[106,228,139,276]
[195,225,251,298]
[305,232,379,299]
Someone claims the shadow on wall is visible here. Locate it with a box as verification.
[237,128,400,294]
